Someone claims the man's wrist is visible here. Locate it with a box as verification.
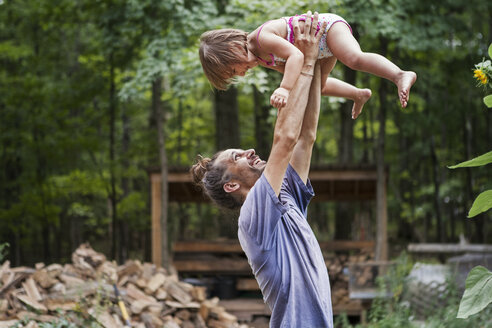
[301,62,315,76]
[300,71,314,77]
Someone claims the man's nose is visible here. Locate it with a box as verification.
[245,149,255,157]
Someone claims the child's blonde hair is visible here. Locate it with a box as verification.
[199,29,249,90]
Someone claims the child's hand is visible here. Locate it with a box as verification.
[270,87,290,109]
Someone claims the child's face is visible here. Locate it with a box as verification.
[230,62,252,77]
[229,44,257,78]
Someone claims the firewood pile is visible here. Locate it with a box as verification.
[325,250,374,307]
[0,244,248,328]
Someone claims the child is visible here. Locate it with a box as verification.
[199,11,417,119]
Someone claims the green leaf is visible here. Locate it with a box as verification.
[468,190,492,218]
[457,266,492,318]
[489,43,492,60]
[448,151,492,168]
[484,95,492,108]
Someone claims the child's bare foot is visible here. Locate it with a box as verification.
[352,88,372,119]
[397,71,417,108]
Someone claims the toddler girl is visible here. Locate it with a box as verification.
[199,11,416,119]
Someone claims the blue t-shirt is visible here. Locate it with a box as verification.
[238,164,333,328]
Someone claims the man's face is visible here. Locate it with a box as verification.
[216,148,266,189]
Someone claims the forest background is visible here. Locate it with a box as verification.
[0,0,490,267]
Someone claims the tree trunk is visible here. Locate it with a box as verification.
[109,51,118,260]
[214,87,240,238]
[488,6,492,150]
[430,135,445,243]
[334,62,356,241]
[253,86,271,159]
[334,26,360,241]
[463,112,474,240]
[375,37,388,261]
[119,103,130,263]
[214,87,240,150]
[153,77,170,270]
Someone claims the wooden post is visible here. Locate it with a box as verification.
[151,173,162,267]
[375,170,388,261]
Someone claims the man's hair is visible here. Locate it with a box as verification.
[199,29,248,90]
[190,152,242,210]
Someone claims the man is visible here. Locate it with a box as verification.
[191,12,332,327]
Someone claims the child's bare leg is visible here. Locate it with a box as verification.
[326,23,417,108]
[322,78,372,119]
[320,58,371,119]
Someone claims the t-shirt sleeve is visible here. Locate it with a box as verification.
[238,174,288,250]
[281,164,315,217]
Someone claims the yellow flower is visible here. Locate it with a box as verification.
[474,69,488,84]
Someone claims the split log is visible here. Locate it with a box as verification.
[162,317,180,328]
[142,263,155,281]
[22,278,42,302]
[97,262,118,282]
[15,311,57,322]
[0,299,8,312]
[175,309,191,321]
[130,299,161,315]
[32,269,57,289]
[117,260,142,279]
[16,294,47,312]
[181,320,195,328]
[88,308,119,328]
[155,288,167,300]
[0,272,31,296]
[25,321,39,328]
[145,273,166,294]
[165,280,192,304]
[0,320,19,328]
[45,264,63,279]
[58,274,84,288]
[0,261,10,279]
[193,314,208,328]
[126,283,157,303]
[44,299,77,311]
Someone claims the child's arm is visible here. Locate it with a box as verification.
[258,32,304,108]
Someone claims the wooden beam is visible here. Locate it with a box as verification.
[236,278,259,291]
[173,241,244,253]
[408,243,492,253]
[318,241,375,252]
[173,259,251,274]
[308,170,378,181]
[173,240,375,254]
[375,171,388,261]
[219,298,270,314]
[151,173,162,267]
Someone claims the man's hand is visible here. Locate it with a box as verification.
[270,87,290,109]
[292,11,327,66]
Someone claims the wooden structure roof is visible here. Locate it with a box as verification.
[151,164,385,203]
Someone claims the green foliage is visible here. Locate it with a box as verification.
[484,95,492,108]
[0,243,8,262]
[450,42,492,321]
[448,151,492,169]
[457,266,492,319]
[449,44,492,219]
[336,255,492,327]
[467,190,492,218]
[12,308,102,328]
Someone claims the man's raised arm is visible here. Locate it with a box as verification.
[263,12,326,196]
[264,12,326,196]
[290,62,321,183]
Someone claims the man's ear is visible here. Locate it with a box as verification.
[224,181,240,193]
